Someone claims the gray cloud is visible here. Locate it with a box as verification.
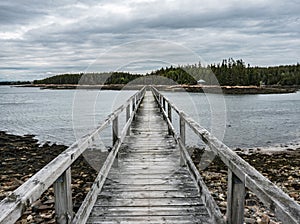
[0,0,299,81]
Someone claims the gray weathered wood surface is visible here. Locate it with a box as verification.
[152,86,300,224]
[87,91,211,223]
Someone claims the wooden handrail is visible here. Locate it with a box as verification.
[151,86,300,224]
[0,87,146,224]
[151,87,225,223]
[72,88,145,223]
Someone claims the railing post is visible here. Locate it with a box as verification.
[126,104,130,136]
[160,96,163,106]
[135,95,138,107]
[54,168,73,224]
[112,116,119,145]
[179,115,186,166]
[163,98,166,112]
[168,103,172,135]
[112,116,119,167]
[132,98,135,112]
[226,169,245,224]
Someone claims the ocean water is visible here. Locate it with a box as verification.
[164,91,300,148]
[0,86,299,148]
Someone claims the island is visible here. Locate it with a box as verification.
[4,58,300,94]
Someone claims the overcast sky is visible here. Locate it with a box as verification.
[0,0,299,81]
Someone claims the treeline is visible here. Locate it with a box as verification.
[147,59,300,86]
[0,81,31,85]
[33,72,141,85]
[208,59,300,86]
[33,74,81,84]
[33,59,300,86]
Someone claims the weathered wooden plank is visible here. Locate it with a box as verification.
[108,168,190,175]
[93,197,203,207]
[98,190,199,199]
[90,205,207,216]
[226,169,245,224]
[112,117,118,146]
[118,153,170,158]
[101,178,195,185]
[53,168,73,223]
[114,166,180,172]
[102,185,198,192]
[126,104,130,136]
[103,181,195,189]
[87,215,211,224]
[87,91,211,223]
[119,149,177,154]
[117,161,179,167]
[107,173,192,180]
[117,155,177,161]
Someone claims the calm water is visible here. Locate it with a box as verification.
[164,91,300,148]
[0,86,299,148]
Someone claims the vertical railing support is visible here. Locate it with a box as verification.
[179,115,186,166]
[112,116,119,145]
[226,170,245,224]
[158,95,161,111]
[168,103,172,135]
[132,98,135,112]
[126,104,130,136]
[163,98,166,112]
[136,95,139,107]
[112,116,119,167]
[54,168,73,224]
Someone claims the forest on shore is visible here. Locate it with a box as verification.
[32,59,300,86]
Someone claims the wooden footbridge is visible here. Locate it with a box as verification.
[1,86,299,224]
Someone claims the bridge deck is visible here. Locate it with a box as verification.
[87,91,211,223]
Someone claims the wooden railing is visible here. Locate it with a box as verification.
[151,86,300,224]
[0,87,146,224]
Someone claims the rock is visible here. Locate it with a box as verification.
[244,208,249,215]
[246,199,257,206]
[31,199,42,212]
[37,204,53,211]
[26,215,33,221]
[258,214,270,224]
[245,217,256,224]
[1,132,98,223]
[235,148,242,152]
[269,221,279,224]
[219,201,227,207]
[40,211,54,219]
[43,199,54,205]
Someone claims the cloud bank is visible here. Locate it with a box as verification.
[0,0,299,81]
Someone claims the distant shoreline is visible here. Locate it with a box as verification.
[14,84,299,94]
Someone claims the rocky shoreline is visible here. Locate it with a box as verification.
[191,146,299,224]
[0,131,299,223]
[0,131,97,223]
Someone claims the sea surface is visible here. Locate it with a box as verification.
[0,86,299,148]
